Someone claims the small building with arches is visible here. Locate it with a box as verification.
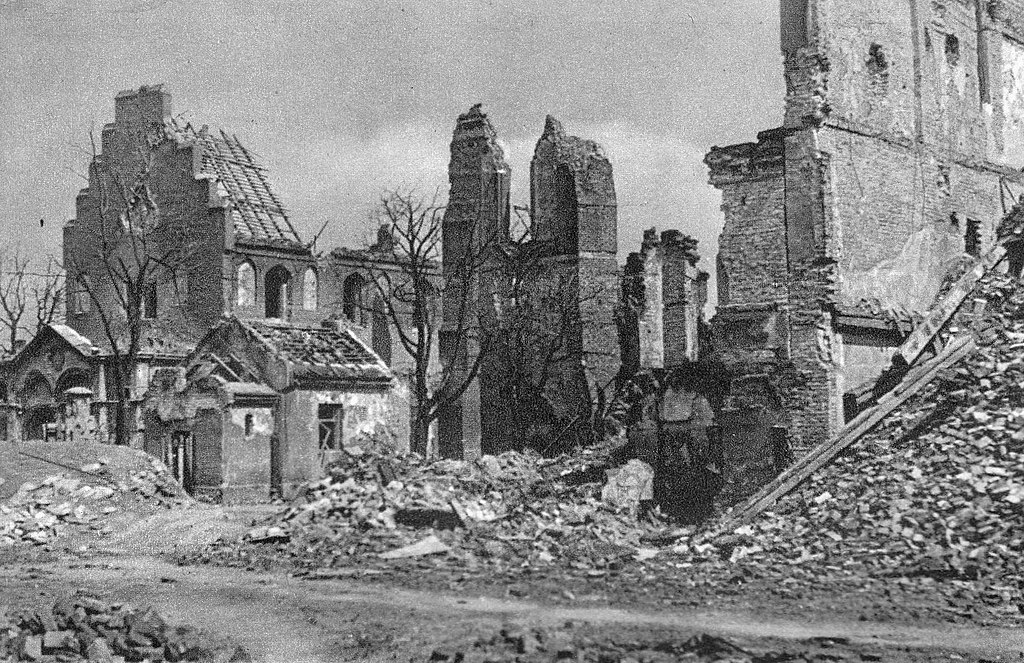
[144,316,406,502]
[0,325,107,442]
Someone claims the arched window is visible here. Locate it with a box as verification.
[20,371,55,441]
[236,262,256,308]
[56,368,92,396]
[343,273,366,325]
[302,268,318,311]
[265,266,291,319]
[72,276,91,315]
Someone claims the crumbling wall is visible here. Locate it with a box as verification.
[438,105,511,460]
[1000,36,1024,165]
[622,228,708,374]
[710,0,1024,457]
[65,86,227,347]
[530,117,621,440]
[706,130,789,309]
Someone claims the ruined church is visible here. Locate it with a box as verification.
[4,0,1024,508]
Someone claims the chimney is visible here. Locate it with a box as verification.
[114,84,172,131]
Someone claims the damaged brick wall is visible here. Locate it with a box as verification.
[530,116,621,439]
[66,85,321,354]
[621,228,708,374]
[709,0,1024,454]
[438,105,511,459]
[65,86,225,347]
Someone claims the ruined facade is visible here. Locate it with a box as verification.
[65,85,323,349]
[437,105,512,459]
[621,229,709,374]
[0,85,409,503]
[709,0,1024,451]
[437,109,643,458]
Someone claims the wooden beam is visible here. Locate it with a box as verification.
[894,247,1004,368]
[716,336,976,534]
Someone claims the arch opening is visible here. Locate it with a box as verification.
[265,266,291,319]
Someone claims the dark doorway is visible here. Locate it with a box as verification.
[265,266,291,319]
[343,273,366,324]
[165,431,194,493]
[24,406,57,441]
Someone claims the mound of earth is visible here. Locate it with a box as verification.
[1,441,189,551]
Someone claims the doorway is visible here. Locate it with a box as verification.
[165,432,194,493]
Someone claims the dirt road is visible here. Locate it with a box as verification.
[3,553,1024,662]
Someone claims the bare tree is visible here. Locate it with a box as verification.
[0,250,64,355]
[359,190,614,457]
[486,229,609,454]
[64,130,201,446]
[359,188,503,456]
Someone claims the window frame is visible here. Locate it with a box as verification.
[317,404,344,451]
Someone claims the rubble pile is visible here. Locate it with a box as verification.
[0,593,244,663]
[1,458,186,548]
[211,439,664,571]
[427,624,895,663]
[675,272,1024,621]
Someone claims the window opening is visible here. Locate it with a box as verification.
[265,266,291,319]
[236,262,256,307]
[945,33,961,67]
[318,404,344,450]
[965,217,982,257]
[143,281,158,319]
[343,273,366,324]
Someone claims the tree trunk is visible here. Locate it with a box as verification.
[411,414,430,457]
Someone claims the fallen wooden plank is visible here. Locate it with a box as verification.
[894,247,1004,368]
[716,335,976,534]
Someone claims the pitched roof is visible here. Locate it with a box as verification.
[48,325,101,357]
[241,319,392,386]
[165,119,302,246]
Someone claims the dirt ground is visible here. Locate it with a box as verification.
[3,505,1024,662]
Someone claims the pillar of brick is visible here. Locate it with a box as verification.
[60,387,96,444]
[438,105,511,459]
[529,116,620,434]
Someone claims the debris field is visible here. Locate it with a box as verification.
[0,593,245,663]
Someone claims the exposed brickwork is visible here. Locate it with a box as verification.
[530,117,621,431]
[65,85,321,352]
[438,105,511,459]
[623,229,708,372]
[710,0,1024,455]
[706,130,789,309]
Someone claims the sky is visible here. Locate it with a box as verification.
[0,0,783,304]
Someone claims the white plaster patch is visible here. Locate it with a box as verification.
[1002,38,1024,167]
[841,226,964,314]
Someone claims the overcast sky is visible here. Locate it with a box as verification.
[0,0,782,301]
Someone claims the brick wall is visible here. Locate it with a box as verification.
[438,105,511,458]
[707,130,790,308]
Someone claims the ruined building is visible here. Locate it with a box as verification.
[437,106,708,459]
[708,0,1024,453]
[1,85,407,502]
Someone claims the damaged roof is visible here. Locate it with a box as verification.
[242,319,392,386]
[165,119,302,246]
